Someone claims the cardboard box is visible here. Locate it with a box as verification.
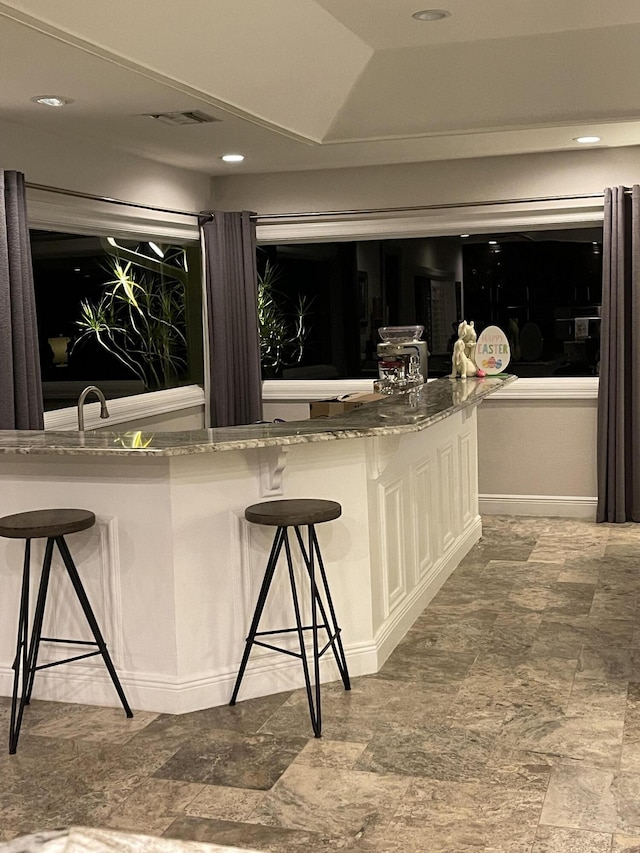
[309,392,385,418]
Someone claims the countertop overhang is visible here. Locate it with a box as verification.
[0,375,515,457]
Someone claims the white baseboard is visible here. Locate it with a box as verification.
[479,493,597,519]
[0,640,380,716]
[0,523,482,715]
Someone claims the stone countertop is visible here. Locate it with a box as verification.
[0,375,515,458]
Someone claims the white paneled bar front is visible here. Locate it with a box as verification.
[0,389,493,714]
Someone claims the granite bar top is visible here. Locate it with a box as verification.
[0,375,515,458]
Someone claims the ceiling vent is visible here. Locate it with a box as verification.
[145,110,221,126]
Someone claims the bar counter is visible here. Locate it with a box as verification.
[0,374,513,456]
[0,375,514,715]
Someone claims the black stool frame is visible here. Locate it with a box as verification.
[230,523,350,737]
[9,534,132,754]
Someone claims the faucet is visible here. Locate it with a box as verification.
[77,385,110,431]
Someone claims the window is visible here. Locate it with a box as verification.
[463,229,602,377]
[259,226,603,380]
[31,230,203,411]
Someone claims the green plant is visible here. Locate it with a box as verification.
[257,260,312,374]
[74,258,187,389]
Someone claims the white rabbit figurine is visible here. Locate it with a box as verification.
[451,320,486,379]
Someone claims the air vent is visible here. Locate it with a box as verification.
[146,110,221,126]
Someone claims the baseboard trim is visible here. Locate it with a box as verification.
[479,493,597,519]
[0,639,379,716]
[0,523,483,715]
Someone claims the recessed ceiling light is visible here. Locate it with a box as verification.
[412,9,451,21]
[460,234,470,238]
[221,153,245,163]
[574,136,601,144]
[32,95,73,107]
[488,240,498,245]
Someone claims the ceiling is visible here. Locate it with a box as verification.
[1,0,640,176]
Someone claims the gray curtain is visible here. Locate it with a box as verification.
[200,211,263,427]
[0,171,44,430]
[596,185,640,522]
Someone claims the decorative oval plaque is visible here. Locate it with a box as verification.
[474,325,511,375]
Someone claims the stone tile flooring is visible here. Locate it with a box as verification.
[3,516,640,850]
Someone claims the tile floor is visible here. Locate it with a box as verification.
[2,516,640,851]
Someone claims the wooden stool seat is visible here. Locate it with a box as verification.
[2,506,132,754]
[245,499,341,528]
[0,509,95,540]
[231,498,350,737]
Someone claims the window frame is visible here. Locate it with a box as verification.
[27,188,205,430]
[29,189,604,424]
[256,197,604,401]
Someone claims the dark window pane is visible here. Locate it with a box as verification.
[31,230,203,411]
[259,227,603,380]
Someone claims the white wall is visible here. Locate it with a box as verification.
[0,115,213,219]
[213,146,640,216]
[477,397,597,518]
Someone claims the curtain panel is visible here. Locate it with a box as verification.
[200,211,262,427]
[0,170,44,430]
[596,185,640,522]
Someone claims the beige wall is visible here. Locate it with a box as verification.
[0,115,212,214]
[212,146,640,215]
[477,397,597,503]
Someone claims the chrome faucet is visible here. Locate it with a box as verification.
[77,385,110,431]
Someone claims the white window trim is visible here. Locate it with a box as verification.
[262,379,375,402]
[44,385,205,431]
[488,376,598,400]
[26,188,200,242]
[262,376,599,403]
[256,199,604,244]
[42,375,597,432]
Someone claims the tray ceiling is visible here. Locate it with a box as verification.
[0,0,639,175]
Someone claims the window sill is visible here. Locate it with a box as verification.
[41,376,598,432]
[489,376,598,400]
[262,376,599,403]
[262,379,375,402]
[43,385,206,431]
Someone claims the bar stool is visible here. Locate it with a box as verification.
[0,508,133,754]
[230,498,351,737]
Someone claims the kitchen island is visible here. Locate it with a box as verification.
[0,375,514,714]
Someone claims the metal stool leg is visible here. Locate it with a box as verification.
[55,536,133,718]
[283,529,321,737]
[310,526,350,690]
[294,525,351,691]
[9,541,31,754]
[307,525,322,736]
[24,538,55,704]
[230,526,285,705]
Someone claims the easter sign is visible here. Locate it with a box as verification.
[474,325,510,375]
